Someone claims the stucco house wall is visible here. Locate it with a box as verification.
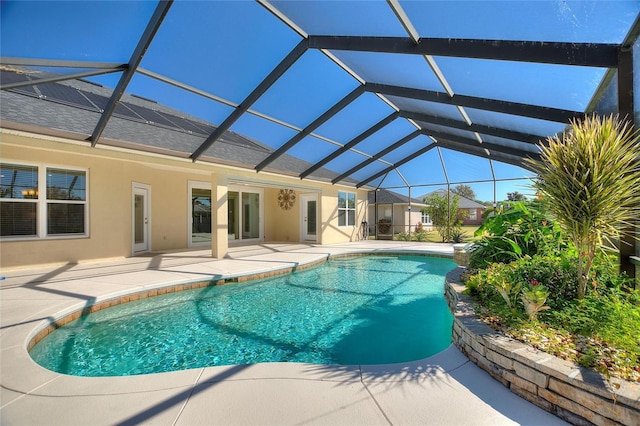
[0,130,368,269]
[320,186,367,244]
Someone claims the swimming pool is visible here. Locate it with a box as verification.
[30,255,457,376]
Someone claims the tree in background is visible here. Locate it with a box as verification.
[452,184,476,200]
[423,192,465,242]
[507,191,527,201]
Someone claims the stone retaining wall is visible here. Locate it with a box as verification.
[445,267,640,426]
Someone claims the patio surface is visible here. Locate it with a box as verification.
[0,241,568,425]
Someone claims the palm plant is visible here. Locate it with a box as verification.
[526,115,640,299]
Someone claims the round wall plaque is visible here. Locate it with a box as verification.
[278,189,296,210]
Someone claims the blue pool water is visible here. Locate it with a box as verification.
[30,255,456,376]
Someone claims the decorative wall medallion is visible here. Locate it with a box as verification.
[278,189,296,210]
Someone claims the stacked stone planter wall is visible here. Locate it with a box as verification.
[445,267,640,426]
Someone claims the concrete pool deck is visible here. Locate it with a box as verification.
[0,241,568,425]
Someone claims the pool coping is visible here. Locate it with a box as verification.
[1,241,570,425]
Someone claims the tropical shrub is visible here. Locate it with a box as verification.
[524,277,640,380]
[481,206,497,220]
[395,230,410,241]
[463,253,640,380]
[465,253,593,316]
[520,279,550,321]
[504,253,578,308]
[480,263,521,310]
[467,252,622,309]
[450,228,465,243]
[394,224,432,242]
[526,114,640,299]
[468,201,564,269]
[413,226,430,242]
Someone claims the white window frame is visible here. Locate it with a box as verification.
[338,191,356,227]
[0,161,89,240]
[421,212,432,225]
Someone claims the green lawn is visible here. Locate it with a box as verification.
[461,226,480,241]
[391,225,480,243]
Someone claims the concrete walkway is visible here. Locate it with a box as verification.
[1,241,567,425]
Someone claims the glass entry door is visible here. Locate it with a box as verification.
[301,193,317,242]
[132,183,149,253]
[228,186,263,242]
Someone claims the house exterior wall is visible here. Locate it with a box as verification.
[320,186,367,243]
[0,130,367,268]
[264,187,320,242]
[393,205,405,233]
[396,206,423,233]
[264,186,301,243]
[366,204,427,236]
[461,208,484,226]
[405,210,425,232]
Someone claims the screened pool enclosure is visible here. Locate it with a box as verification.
[1,1,639,277]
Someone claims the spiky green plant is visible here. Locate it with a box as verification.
[526,115,640,299]
[521,279,550,321]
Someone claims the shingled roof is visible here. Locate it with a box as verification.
[367,188,424,205]
[0,67,357,185]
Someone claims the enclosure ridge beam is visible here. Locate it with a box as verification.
[299,111,399,179]
[435,138,536,171]
[434,138,499,162]
[365,82,585,123]
[331,130,422,185]
[308,36,619,67]
[356,143,437,188]
[422,128,542,161]
[190,39,309,161]
[399,110,545,144]
[90,0,173,146]
[255,85,366,172]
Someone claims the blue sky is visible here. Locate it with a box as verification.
[2,1,638,202]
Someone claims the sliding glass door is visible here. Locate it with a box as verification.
[188,181,212,247]
[228,186,263,242]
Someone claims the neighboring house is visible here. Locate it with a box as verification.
[419,189,486,226]
[367,189,429,237]
[0,68,369,269]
